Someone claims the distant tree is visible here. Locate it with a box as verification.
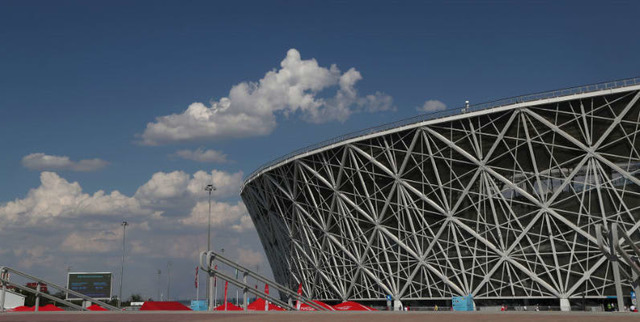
[18,286,52,306]
[106,296,118,307]
[53,291,65,300]
[129,294,143,302]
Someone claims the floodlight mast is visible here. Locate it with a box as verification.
[205,184,216,252]
[157,269,161,301]
[118,220,128,308]
[204,184,216,307]
[167,261,172,300]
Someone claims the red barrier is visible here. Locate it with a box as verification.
[139,301,192,311]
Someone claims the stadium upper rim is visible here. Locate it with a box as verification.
[242,76,640,190]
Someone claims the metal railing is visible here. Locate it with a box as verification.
[0,266,119,312]
[595,224,640,312]
[199,251,329,311]
[243,76,640,187]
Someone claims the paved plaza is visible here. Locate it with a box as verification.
[1,312,640,322]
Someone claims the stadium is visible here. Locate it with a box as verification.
[241,78,640,310]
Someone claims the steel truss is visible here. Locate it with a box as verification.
[242,88,640,304]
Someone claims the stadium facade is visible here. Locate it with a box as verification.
[241,78,640,308]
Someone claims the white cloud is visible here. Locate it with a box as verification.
[0,170,262,300]
[236,248,264,267]
[1,169,245,228]
[173,148,229,163]
[61,228,121,253]
[154,235,204,259]
[231,214,255,233]
[0,172,147,226]
[134,169,244,208]
[22,153,109,172]
[180,200,249,229]
[138,49,394,145]
[13,246,55,269]
[417,99,447,113]
[186,170,244,198]
[134,171,192,204]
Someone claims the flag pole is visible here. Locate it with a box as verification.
[196,266,199,302]
[214,265,218,308]
[235,269,239,306]
[223,281,229,311]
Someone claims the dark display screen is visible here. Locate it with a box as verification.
[67,273,112,300]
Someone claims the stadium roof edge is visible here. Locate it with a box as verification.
[242,77,640,190]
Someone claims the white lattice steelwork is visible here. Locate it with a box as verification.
[241,82,640,304]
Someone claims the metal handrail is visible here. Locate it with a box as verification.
[243,76,640,187]
[204,268,292,311]
[200,251,329,311]
[1,282,85,311]
[0,266,118,311]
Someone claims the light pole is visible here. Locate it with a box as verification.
[157,269,161,301]
[167,261,172,301]
[118,221,128,308]
[204,184,216,308]
[204,184,216,252]
[65,266,71,301]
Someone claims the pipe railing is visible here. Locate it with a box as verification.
[200,251,329,311]
[0,266,118,312]
[595,224,640,312]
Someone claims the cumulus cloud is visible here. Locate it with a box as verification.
[417,99,447,113]
[138,49,394,145]
[22,153,109,172]
[61,228,122,253]
[0,170,262,300]
[236,248,264,267]
[0,172,147,226]
[173,148,229,163]
[14,246,55,269]
[134,169,244,207]
[1,169,245,228]
[231,214,255,233]
[180,200,248,228]
[134,171,191,204]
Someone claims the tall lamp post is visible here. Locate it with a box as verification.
[204,184,216,252]
[167,261,172,300]
[118,221,128,308]
[204,184,216,308]
[65,266,71,300]
[157,269,161,301]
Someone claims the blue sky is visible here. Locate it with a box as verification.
[1,0,639,301]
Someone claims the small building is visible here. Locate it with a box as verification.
[2,290,26,309]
